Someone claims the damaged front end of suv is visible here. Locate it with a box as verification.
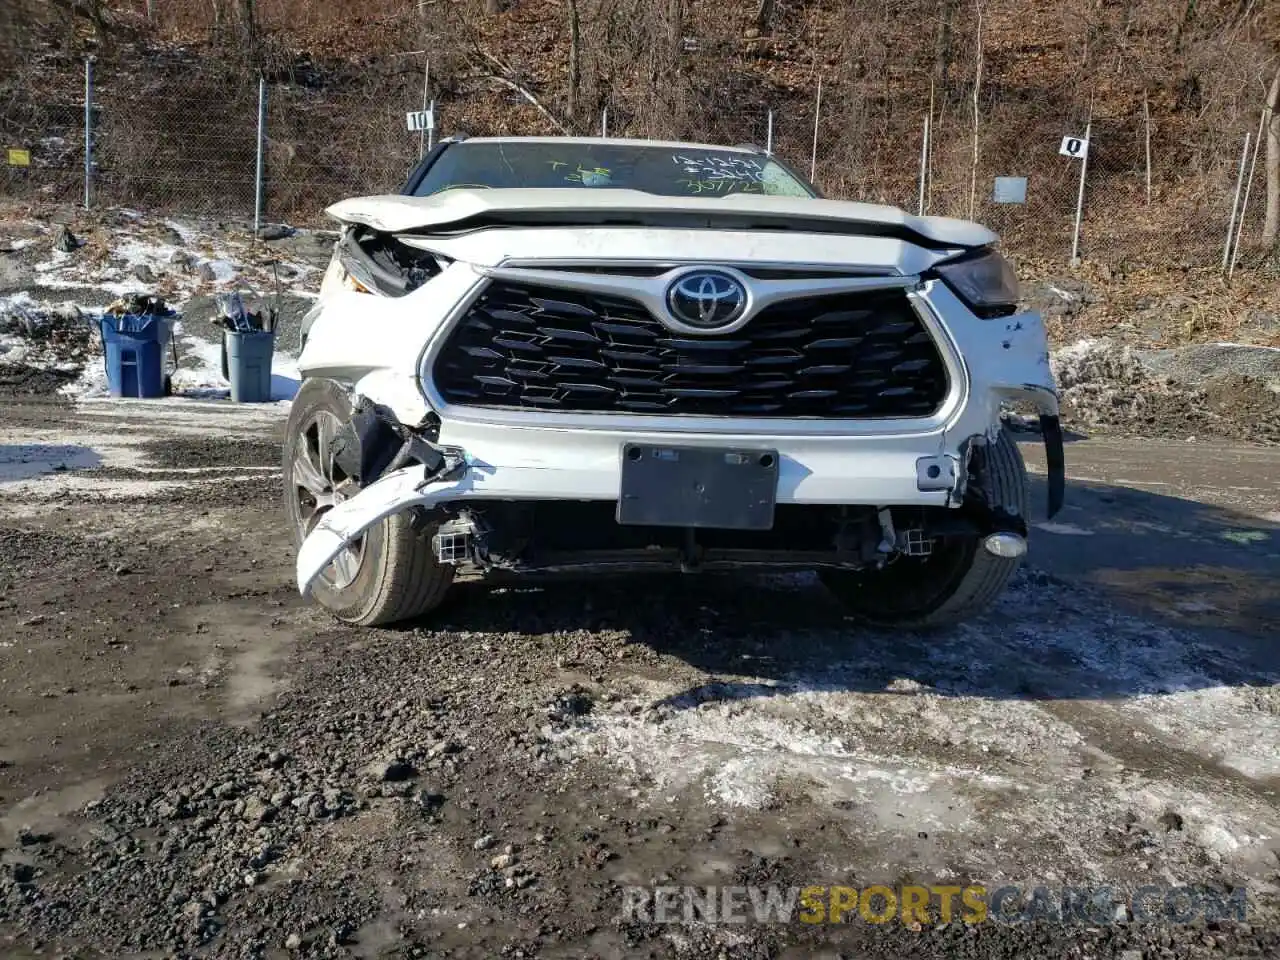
[286,136,1062,628]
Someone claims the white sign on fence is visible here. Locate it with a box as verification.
[406,109,435,133]
[1059,135,1089,159]
[993,176,1027,204]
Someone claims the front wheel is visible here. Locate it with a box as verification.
[283,378,453,626]
[820,429,1029,629]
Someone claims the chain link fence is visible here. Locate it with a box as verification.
[0,57,86,206]
[95,61,259,216]
[1,56,1270,271]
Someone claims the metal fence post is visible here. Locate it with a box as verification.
[1229,112,1267,279]
[1222,131,1250,272]
[1069,119,1092,264]
[419,59,430,160]
[809,77,822,183]
[254,76,266,237]
[765,109,773,155]
[601,107,608,138]
[83,58,94,209]
[917,111,930,216]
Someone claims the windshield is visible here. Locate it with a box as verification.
[410,141,818,199]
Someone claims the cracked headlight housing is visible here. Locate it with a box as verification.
[335,226,449,298]
[934,248,1020,318]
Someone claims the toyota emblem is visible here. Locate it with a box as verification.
[665,270,748,329]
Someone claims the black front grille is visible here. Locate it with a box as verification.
[432,281,949,418]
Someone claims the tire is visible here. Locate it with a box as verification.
[819,428,1029,629]
[283,377,453,627]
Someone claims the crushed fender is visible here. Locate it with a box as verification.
[332,397,450,486]
[299,398,467,596]
[1040,414,1066,519]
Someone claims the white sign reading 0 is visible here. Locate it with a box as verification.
[1059,135,1089,159]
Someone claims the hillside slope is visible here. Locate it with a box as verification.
[1,0,1278,269]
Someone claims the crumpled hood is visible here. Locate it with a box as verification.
[325,188,997,249]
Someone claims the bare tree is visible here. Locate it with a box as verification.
[933,0,957,96]
[567,0,582,128]
[668,0,684,61]
[1263,63,1280,244]
[1174,0,1198,53]
[754,0,775,34]
[968,0,983,220]
[238,0,256,44]
[50,0,110,36]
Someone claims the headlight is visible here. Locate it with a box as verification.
[342,272,374,295]
[934,249,1020,317]
[336,226,445,297]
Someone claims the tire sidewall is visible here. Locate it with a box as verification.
[820,428,1028,626]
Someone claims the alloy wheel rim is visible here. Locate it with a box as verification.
[291,410,365,589]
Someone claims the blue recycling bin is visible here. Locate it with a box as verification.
[222,329,275,403]
[100,313,170,398]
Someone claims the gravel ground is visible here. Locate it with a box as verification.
[1,395,1278,959]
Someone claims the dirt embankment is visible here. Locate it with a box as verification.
[1050,339,1280,444]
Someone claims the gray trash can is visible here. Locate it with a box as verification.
[222,329,275,403]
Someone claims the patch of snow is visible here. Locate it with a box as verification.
[1051,337,1100,363]
[171,333,228,397]
[1121,687,1280,780]
[0,428,159,482]
[130,465,277,475]
[554,686,1010,815]
[1212,341,1280,353]
[34,273,148,299]
[34,250,72,275]
[0,291,36,311]
[58,357,109,399]
[1034,521,1095,536]
[1122,785,1277,871]
[1173,600,1219,614]
[0,443,104,482]
[2,473,274,500]
[272,353,301,401]
[202,258,238,284]
[113,238,180,271]
[164,219,201,244]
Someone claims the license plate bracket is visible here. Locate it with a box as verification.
[616,443,779,530]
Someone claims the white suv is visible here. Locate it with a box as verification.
[287,136,1064,628]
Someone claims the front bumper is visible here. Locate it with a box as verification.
[295,277,1060,594]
